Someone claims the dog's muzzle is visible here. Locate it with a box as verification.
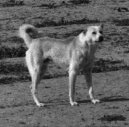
[98,36,103,42]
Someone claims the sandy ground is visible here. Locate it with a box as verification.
[0,0,129,126]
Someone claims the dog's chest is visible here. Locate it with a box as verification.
[80,44,96,67]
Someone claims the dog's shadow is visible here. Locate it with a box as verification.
[30,96,129,108]
[78,96,129,104]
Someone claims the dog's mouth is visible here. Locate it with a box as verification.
[98,36,103,42]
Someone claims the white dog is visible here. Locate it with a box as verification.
[19,24,103,107]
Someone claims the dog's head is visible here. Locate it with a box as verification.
[79,25,103,45]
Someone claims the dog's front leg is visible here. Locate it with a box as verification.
[68,64,78,106]
[84,68,100,104]
[69,70,78,106]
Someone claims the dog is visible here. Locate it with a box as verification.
[19,24,103,107]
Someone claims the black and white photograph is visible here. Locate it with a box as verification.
[0,0,129,126]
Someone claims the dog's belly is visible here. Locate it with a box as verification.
[52,52,69,64]
[45,46,70,64]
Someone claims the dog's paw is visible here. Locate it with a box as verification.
[70,101,79,106]
[91,99,100,104]
[37,103,45,107]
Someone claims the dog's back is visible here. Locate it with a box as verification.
[37,37,75,64]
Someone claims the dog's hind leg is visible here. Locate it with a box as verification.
[26,51,45,107]
[84,68,100,104]
[31,64,44,107]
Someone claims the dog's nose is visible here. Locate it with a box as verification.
[99,36,103,42]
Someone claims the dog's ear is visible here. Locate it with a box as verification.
[82,29,87,35]
[100,24,104,29]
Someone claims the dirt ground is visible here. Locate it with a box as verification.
[0,71,129,127]
[0,0,129,126]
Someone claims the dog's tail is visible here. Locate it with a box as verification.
[18,24,39,48]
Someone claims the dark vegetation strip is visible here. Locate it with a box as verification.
[0,0,24,7]
[99,114,126,122]
[0,45,26,58]
[0,0,90,8]
[113,19,129,26]
[35,18,100,28]
[0,18,101,31]
[0,59,124,74]
[38,0,90,8]
[69,0,90,5]
[0,59,128,84]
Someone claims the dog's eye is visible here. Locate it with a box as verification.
[92,31,96,35]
